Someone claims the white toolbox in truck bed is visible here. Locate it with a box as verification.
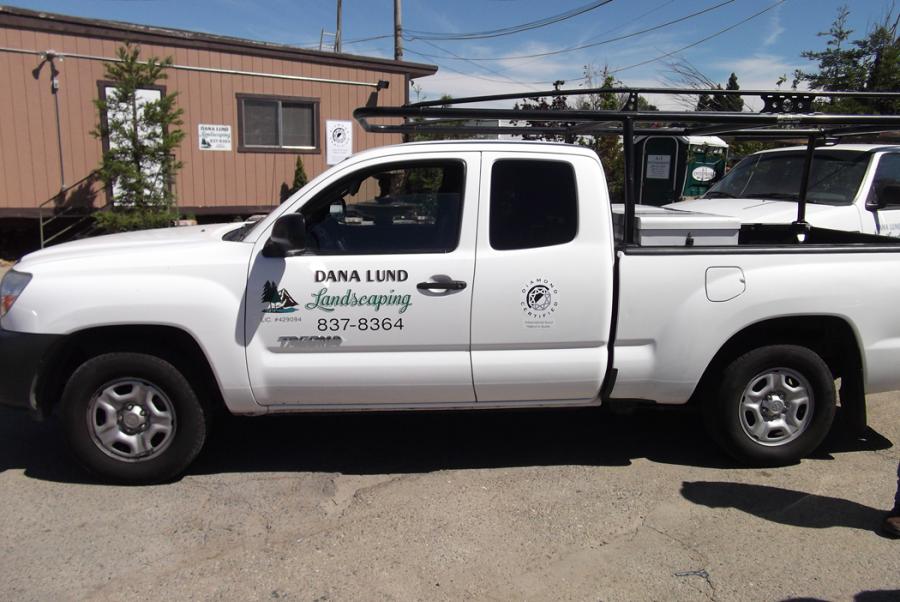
[612,204,740,246]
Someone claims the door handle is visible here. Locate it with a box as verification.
[417,280,467,290]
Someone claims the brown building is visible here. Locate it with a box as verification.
[0,5,436,247]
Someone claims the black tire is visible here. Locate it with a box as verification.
[703,344,836,466]
[60,352,208,484]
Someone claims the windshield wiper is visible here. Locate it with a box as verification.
[752,192,799,201]
[224,222,253,242]
[703,191,736,198]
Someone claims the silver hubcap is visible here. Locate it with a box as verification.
[739,368,814,447]
[87,379,176,462]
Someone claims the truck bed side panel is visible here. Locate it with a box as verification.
[611,250,900,404]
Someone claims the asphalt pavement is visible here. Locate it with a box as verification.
[0,391,898,601]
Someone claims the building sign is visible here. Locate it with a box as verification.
[326,120,353,165]
[646,154,671,180]
[198,124,232,151]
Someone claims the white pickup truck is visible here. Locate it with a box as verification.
[3,140,900,483]
[667,144,900,235]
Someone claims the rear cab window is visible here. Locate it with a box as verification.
[489,159,578,250]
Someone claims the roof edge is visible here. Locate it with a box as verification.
[0,4,438,79]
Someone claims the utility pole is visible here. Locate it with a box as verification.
[335,0,342,53]
[394,0,403,61]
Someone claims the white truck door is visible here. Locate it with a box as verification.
[245,153,479,406]
[470,152,615,403]
[866,153,900,236]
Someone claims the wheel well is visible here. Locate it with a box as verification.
[691,316,864,409]
[35,325,225,417]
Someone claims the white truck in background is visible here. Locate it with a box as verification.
[666,144,900,235]
[3,139,900,483]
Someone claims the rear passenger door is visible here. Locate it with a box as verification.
[470,152,615,403]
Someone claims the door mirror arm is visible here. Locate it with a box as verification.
[263,213,307,258]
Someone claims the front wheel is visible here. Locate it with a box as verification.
[60,353,209,484]
[704,345,836,466]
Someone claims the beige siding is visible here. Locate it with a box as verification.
[0,22,414,215]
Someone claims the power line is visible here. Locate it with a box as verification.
[404,46,546,90]
[406,0,736,62]
[411,0,789,93]
[609,0,788,74]
[417,39,541,89]
[404,47,545,87]
[405,0,615,41]
[343,34,394,45]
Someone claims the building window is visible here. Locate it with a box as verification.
[237,94,318,152]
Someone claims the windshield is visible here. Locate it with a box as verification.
[705,150,870,206]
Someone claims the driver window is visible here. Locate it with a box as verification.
[302,160,465,254]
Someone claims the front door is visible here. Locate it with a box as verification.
[245,153,479,406]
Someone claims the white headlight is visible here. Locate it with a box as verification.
[1,270,32,320]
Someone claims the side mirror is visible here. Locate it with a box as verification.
[263,213,306,258]
[868,183,900,210]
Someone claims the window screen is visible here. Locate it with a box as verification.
[243,99,279,146]
[282,103,314,147]
[490,159,578,250]
[302,161,466,254]
[239,96,317,150]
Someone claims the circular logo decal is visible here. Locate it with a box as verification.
[691,165,717,182]
[331,126,348,143]
[527,285,552,311]
[521,277,559,319]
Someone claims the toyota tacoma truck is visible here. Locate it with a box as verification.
[4,87,900,483]
[666,144,900,235]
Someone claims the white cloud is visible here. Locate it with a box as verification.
[763,5,785,47]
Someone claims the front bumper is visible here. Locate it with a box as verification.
[0,327,62,412]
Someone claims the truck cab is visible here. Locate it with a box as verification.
[665,144,900,235]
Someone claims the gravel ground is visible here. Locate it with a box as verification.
[0,394,898,601]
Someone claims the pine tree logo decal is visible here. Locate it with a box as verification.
[261,280,299,313]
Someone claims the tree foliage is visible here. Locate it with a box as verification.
[511,66,657,202]
[289,157,308,194]
[796,4,900,113]
[696,73,744,112]
[93,44,184,231]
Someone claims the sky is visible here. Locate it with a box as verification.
[4,0,894,109]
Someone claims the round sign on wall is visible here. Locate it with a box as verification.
[692,165,717,182]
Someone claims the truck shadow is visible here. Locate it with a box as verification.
[0,405,891,484]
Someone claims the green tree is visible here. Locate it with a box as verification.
[796,5,900,113]
[797,6,867,95]
[695,73,744,112]
[92,43,184,232]
[289,157,308,194]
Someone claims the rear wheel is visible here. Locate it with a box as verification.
[704,345,836,466]
[60,352,208,484]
